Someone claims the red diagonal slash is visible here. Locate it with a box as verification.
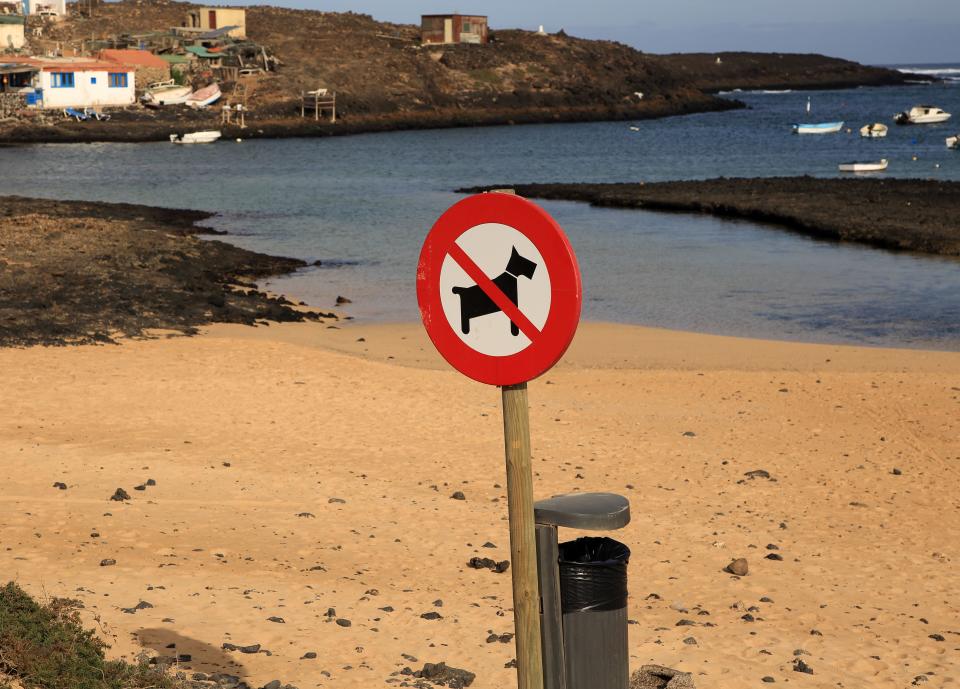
[447,242,541,341]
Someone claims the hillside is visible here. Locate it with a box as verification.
[3,1,918,143]
[654,51,916,92]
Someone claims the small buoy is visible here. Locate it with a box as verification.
[934,163,941,168]
[912,155,918,161]
[236,138,242,142]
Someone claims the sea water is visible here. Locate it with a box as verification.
[2,81,958,349]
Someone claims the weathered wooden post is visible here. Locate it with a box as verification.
[417,192,582,689]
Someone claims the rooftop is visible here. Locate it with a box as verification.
[99,49,169,69]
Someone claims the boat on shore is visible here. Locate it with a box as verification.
[792,121,844,134]
[894,105,951,125]
[142,83,192,107]
[947,135,958,149]
[186,84,222,109]
[170,130,222,144]
[860,123,888,138]
[838,159,888,173]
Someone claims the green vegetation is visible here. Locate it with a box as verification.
[0,582,178,689]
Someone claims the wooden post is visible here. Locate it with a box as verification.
[502,382,544,689]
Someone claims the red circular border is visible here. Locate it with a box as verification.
[417,193,582,386]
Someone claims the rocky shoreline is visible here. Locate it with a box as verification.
[0,95,739,145]
[462,178,960,257]
[0,196,334,347]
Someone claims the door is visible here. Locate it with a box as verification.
[208,10,217,29]
[443,18,453,43]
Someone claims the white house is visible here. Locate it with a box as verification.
[0,57,135,109]
[23,0,65,16]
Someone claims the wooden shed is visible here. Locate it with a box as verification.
[420,14,488,45]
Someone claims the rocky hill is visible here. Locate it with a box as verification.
[7,0,917,143]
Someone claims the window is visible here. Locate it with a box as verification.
[108,73,128,88]
[50,72,74,88]
[90,77,97,84]
[462,21,472,32]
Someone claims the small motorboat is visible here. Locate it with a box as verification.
[860,123,888,138]
[894,105,951,125]
[792,121,844,134]
[838,159,888,173]
[186,83,222,109]
[170,130,222,144]
[142,85,192,107]
[946,135,959,149]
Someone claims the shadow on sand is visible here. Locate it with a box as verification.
[136,628,249,681]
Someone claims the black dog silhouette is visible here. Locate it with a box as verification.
[452,247,537,336]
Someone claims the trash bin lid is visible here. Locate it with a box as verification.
[534,492,630,530]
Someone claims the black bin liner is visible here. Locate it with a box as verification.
[557,536,630,613]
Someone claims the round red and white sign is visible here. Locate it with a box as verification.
[417,193,582,386]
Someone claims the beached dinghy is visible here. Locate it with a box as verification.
[170,130,222,144]
[186,84,222,109]
[947,135,959,149]
[894,105,951,125]
[860,123,888,138]
[792,121,844,134]
[142,84,192,107]
[838,158,888,173]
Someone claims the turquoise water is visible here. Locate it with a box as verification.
[2,82,959,348]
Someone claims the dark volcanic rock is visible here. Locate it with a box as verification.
[0,197,327,347]
[110,488,131,501]
[467,557,510,573]
[462,180,960,258]
[413,661,475,688]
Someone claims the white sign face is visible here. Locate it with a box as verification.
[439,223,552,357]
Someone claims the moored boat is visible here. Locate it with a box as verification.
[170,130,222,144]
[893,105,951,125]
[860,123,888,138]
[838,159,888,173]
[792,121,844,134]
[185,84,222,109]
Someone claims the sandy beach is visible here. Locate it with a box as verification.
[1,320,957,688]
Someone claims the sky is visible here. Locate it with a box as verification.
[216,0,960,65]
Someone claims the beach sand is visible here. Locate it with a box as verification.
[1,321,957,688]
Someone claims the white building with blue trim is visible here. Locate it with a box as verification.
[0,57,135,109]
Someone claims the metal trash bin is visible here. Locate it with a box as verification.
[534,493,631,689]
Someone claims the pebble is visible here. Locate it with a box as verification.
[328,497,346,504]
[762,677,775,683]
[301,652,317,659]
[100,558,116,567]
[267,616,285,623]
[52,482,67,490]
[682,636,697,645]
[794,659,814,674]
[467,557,510,573]
[892,468,902,475]
[724,558,749,576]
[336,295,352,304]
[420,611,442,620]
[335,618,352,627]
[744,469,771,480]
[110,488,131,501]
[765,553,784,561]
[451,491,466,500]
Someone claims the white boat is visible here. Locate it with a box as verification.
[860,123,888,138]
[792,121,844,134]
[838,159,888,173]
[170,130,222,144]
[142,85,191,107]
[894,105,951,125]
[186,84,222,109]
[947,135,958,149]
